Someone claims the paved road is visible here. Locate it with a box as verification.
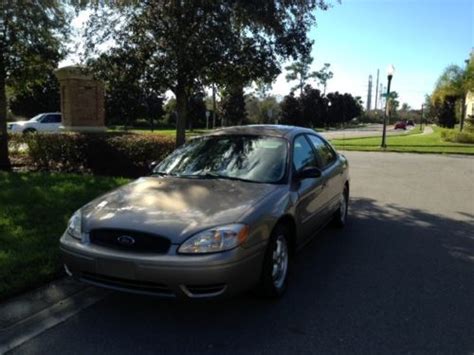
[11,152,474,354]
[320,123,416,140]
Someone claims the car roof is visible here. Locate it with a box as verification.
[204,124,320,139]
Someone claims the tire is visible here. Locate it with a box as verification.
[333,185,349,228]
[257,224,290,299]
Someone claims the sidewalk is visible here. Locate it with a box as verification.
[0,278,107,353]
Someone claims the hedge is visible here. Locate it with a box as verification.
[440,129,474,144]
[8,132,176,177]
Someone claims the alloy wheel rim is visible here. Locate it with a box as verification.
[272,235,288,289]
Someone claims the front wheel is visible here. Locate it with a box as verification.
[333,186,349,227]
[257,224,290,299]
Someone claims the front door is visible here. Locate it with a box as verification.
[306,134,343,218]
[292,135,327,243]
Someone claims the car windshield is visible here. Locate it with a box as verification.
[155,135,288,183]
[29,114,43,122]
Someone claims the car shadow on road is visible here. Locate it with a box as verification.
[15,198,474,354]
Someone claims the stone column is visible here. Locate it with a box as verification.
[55,66,106,132]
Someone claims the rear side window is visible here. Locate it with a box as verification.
[41,114,61,123]
[306,135,337,168]
[293,135,318,171]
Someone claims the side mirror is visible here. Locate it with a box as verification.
[296,166,322,180]
[149,161,159,172]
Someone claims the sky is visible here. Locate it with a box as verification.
[271,0,474,108]
[62,0,473,109]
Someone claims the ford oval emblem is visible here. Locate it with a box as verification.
[117,235,135,246]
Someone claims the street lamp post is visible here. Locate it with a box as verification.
[381,64,395,148]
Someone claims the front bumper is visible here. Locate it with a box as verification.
[60,233,266,299]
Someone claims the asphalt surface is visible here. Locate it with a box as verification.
[10,152,474,354]
[320,123,414,139]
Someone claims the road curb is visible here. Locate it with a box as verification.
[0,278,108,354]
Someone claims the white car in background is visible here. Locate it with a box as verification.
[7,112,62,133]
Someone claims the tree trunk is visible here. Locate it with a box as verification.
[175,85,187,147]
[0,61,11,171]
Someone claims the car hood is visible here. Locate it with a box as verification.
[82,176,279,243]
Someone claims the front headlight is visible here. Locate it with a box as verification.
[178,224,249,254]
[67,210,82,240]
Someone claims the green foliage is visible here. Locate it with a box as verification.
[13,133,175,177]
[8,72,60,118]
[0,0,73,169]
[87,52,165,127]
[315,63,333,95]
[188,92,207,129]
[220,85,247,126]
[84,0,331,145]
[440,128,474,144]
[245,95,281,124]
[437,96,457,128]
[280,86,362,127]
[0,171,129,300]
[432,65,465,103]
[331,127,474,155]
[327,91,363,125]
[280,92,303,126]
[285,55,319,95]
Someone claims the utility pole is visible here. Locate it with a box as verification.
[381,65,395,148]
[366,75,373,111]
[374,69,380,110]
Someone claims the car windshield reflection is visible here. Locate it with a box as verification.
[155,135,288,183]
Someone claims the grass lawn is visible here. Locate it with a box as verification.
[330,127,474,155]
[0,172,129,301]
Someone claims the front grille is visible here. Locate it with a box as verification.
[89,229,171,254]
[80,272,174,296]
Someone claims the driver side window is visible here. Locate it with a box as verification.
[293,135,318,171]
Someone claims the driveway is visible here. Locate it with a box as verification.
[10,152,474,354]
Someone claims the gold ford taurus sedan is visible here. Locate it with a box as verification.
[60,125,349,299]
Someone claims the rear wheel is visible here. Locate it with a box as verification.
[333,186,349,227]
[257,224,290,298]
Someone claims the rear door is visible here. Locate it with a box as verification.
[292,135,327,242]
[40,114,62,132]
[306,134,343,218]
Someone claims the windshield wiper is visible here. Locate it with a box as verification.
[186,172,262,183]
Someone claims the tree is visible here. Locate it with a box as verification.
[0,1,71,170]
[187,91,207,129]
[437,95,457,128]
[280,93,303,126]
[220,85,247,126]
[315,63,333,95]
[85,1,330,146]
[9,72,60,118]
[326,92,362,126]
[299,85,327,127]
[285,55,318,96]
[432,65,465,103]
[246,95,281,124]
[88,51,164,127]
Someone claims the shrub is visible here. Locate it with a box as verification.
[10,133,176,177]
[440,129,474,144]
